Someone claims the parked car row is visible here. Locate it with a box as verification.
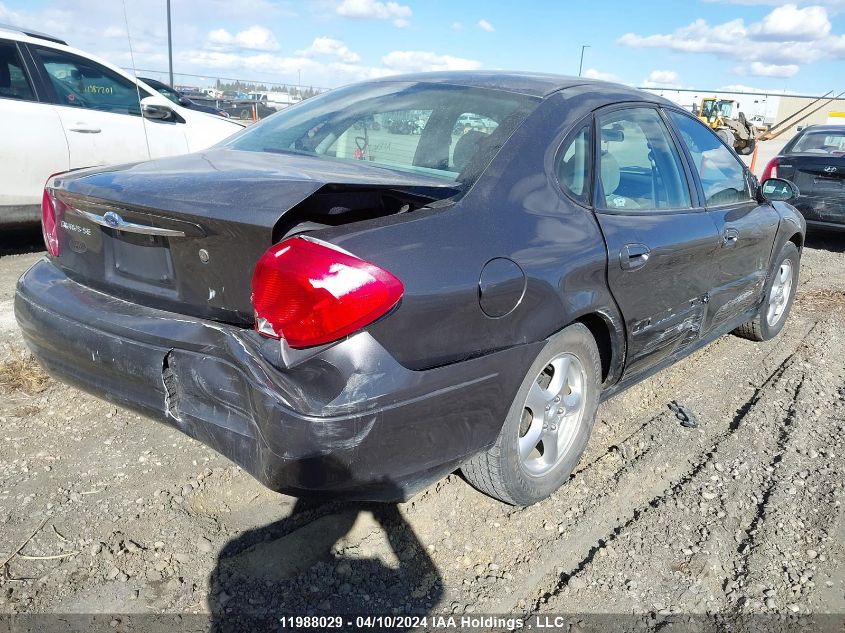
[155,87,296,121]
[0,23,244,227]
[138,77,231,118]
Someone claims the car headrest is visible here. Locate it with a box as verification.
[600,153,621,195]
[453,130,488,173]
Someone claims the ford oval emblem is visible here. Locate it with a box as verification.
[103,211,122,228]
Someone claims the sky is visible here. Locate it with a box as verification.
[2,0,845,94]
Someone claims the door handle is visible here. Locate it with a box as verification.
[722,228,739,248]
[68,124,101,134]
[620,243,651,271]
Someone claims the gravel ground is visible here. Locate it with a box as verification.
[0,229,843,631]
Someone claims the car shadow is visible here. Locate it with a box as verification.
[207,462,443,632]
[0,227,44,257]
[805,230,845,254]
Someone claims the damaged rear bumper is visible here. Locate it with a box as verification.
[794,195,845,230]
[14,259,540,500]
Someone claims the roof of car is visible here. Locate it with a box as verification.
[796,124,845,133]
[0,23,67,45]
[365,70,653,99]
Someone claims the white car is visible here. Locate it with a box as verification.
[0,24,244,226]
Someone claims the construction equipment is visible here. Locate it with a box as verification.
[697,97,757,155]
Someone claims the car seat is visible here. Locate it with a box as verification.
[601,153,641,209]
[452,130,488,172]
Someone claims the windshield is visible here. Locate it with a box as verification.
[791,131,845,154]
[225,81,539,183]
[701,100,733,120]
[141,79,179,104]
[156,85,179,104]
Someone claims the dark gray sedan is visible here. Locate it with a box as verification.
[15,72,805,505]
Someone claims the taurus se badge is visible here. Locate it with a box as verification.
[824,166,838,173]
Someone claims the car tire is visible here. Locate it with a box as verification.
[738,139,756,156]
[734,241,800,342]
[462,323,601,506]
[717,128,735,149]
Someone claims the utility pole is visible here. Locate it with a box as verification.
[166,0,174,87]
[298,68,301,98]
[578,44,590,77]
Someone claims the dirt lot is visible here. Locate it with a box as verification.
[0,229,844,630]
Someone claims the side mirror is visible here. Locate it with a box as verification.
[760,178,799,203]
[140,96,174,121]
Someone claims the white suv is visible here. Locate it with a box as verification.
[0,24,244,226]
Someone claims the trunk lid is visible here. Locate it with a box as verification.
[779,153,845,195]
[50,149,458,325]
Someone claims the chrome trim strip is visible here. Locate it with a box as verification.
[66,207,186,238]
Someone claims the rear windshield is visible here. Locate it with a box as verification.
[224,81,539,184]
[790,130,845,154]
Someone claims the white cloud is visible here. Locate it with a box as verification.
[207,25,279,51]
[642,69,681,87]
[297,37,361,63]
[582,68,619,81]
[175,47,482,88]
[102,25,126,39]
[0,0,485,89]
[748,4,830,41]
[380,50,482,72]
[619,3,845,77]
[478,19,495,32]
[336,0,412,27]
[740,61,800,77]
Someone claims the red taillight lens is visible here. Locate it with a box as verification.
[41,176,66,257]
[251,237,404,347]
[761,157,779,181]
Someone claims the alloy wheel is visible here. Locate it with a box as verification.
[518,352,587,477]
[766,259,794,327]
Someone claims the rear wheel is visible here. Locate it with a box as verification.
[462,323,601,506]
[734,241,800,341]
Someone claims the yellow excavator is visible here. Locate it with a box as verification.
[697,97,758,155]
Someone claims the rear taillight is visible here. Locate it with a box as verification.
[41,175,67,257]
[251,236,404,348]
[761,157,779,181]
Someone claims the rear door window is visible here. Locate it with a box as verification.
[596,108,692,211]
[0,40,35,101]
[33,46,148,115]
[668,111,753,206]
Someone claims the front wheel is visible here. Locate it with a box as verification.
[462,323,601,506]
[734,241,800,341]
[738,139,756,156]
